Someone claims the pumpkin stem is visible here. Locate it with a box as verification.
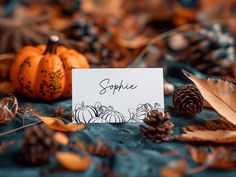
[44,35,60,54]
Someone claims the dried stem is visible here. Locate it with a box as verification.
[0,120,42,137]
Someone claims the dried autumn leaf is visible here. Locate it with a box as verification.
[116,35,150,49]
[203,101,213,109]
[183,70,236,125]
[182,118,236,132]
[88,139,114,157]
[40,117,85,132]
[56,151,91,171]
[0,95,18,124]
[82,0,123,17]
[187,146,236,169]
[54,132,69,145]
[160,159,186,177]
[176,130,236,143]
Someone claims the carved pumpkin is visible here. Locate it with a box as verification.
[73,102,98,123]
[99,106,125,123]
[10,36,90,100]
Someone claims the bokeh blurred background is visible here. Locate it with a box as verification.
[0,0,235,96]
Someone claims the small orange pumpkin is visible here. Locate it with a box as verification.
[10,35,90,100]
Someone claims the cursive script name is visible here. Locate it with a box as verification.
[99,78,138,95]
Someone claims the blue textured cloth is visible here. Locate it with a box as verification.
[0,64,235,177]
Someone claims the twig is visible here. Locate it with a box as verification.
[0,120,42,137]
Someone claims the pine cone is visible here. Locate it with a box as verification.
[0,95,18,124]
[64,19,125,67]
[140,110,174,143]
[173,84,204,118]
[166,24,235,76]
[19,124,58,166]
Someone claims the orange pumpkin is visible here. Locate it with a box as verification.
[10,35,90,100]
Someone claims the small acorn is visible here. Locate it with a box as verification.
[173,84,204,118]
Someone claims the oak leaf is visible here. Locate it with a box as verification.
[40,117,85,132]
[56,151,91,171]
[183,70,236,125]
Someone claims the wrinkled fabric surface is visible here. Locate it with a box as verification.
[0,63,235,177]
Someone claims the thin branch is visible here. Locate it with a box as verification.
[0,120,42,137]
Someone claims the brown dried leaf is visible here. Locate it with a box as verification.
[183,70,236,125]
[82,0,123,17]
[0,95,18,124]
[187,146,236,169]
[88,139,114,157]
[182,118,236,132]
[56,151,91,171]
[160,159,186,177]
[116,35,150,49]
[40,117,85,132]
[176,130,236,143]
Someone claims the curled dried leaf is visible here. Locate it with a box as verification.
[40,117,85,132]
[56,151,91,171]
[0,95,18,124]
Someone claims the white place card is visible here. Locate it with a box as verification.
[72,68,164,123]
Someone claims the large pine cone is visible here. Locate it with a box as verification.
[0,95,18,124]
[140,110,174,143]
[20,124,58,166]
[173,84,204,118]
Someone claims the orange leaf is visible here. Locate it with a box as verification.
[40,117,85,132]
[56,151,91,171]
[117,36,150,49]
[176,130,236,143]
[183,70,236,125]
[160,159,186,177]
[54,132,69,145]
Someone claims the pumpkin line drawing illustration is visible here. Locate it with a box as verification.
[73,102,162,123]
[73,102,98,123]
